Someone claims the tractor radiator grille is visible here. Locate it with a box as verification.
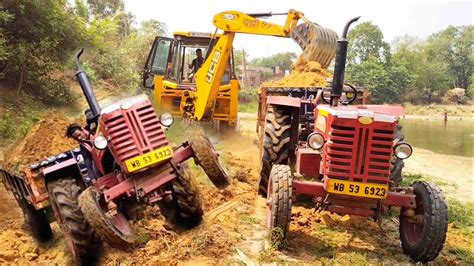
[325,124,394,184]
[104,103,169,163]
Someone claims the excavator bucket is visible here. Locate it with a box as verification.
[290,23,338,69]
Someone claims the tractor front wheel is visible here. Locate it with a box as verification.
[48,178,100,262]
[267,164,292,249]
[172,165,204,227]
[399,181,448,263]
[79,187,135,249]
[189,133,231,189]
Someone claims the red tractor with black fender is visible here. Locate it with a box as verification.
[258,17,447,263]
[0,49,231,263]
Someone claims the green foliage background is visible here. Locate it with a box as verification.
[0,0,167,106]
[346,22,473,104]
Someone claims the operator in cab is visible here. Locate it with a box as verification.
[188,48,204,74]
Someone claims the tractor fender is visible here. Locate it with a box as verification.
[266,95,301,108]
[42,158,83,186]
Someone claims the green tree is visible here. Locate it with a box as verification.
[250,52,296,71]
[86,0,123,19]
[1,0,87,105]
[0,6,13,71]
[392,35,454,103]
[347,22,390,65]
[425,26,473,90]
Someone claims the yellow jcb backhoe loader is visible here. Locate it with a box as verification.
[142,9,338,128]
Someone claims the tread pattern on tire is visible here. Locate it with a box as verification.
[400,181,448,263]
[259,105,291,196]
[172,166,204,227]
[268,164,292,249]
[78,186,135,249]
[189,133,231,189]
[48,178,98,259]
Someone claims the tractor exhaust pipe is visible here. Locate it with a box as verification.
[75,48,101,117]
[330,16,360,106]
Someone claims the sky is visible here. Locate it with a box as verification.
[124,0,472,59]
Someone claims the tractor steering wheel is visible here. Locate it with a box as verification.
[321,83,358,105]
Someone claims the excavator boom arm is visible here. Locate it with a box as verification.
[212,9,304,37]
[192,9,338,121]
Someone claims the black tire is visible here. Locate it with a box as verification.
[189,133,231,189]
[259,105,291,196]
[47,178,100,262]
[78,186,135,249]
[172,165,204,227]
[399,181,448,263]
[267,164,292,249]
[18,198,53,242]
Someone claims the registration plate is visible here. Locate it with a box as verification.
[125,146,173,173]
[327,179,388,199]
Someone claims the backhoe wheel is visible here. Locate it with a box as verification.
[47,178,100,262]
[79,187,135,249]
[259,105,291,196]
[189,133,231,189]
[18,198,53,242]
[267,164,292,249]
[399,181,448,263]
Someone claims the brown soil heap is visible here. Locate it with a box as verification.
[4,113,77,169]
[264,57,331,87]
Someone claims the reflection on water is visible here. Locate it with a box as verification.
[400,119,473,158]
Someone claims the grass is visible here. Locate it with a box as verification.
[0,103,41,141]
[238,86,259,113]
[449,247,474,265]
[401,172,454,188]
[240,215,259,225]
[238,101,258,113]
[403,103,473,117]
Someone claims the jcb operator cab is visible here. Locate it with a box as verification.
[143,32,240,127]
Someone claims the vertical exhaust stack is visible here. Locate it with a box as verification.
[330,16,361,107]
[75,49,101,117]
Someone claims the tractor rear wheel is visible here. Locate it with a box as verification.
[399,181,448,263]
[267,164,292,249]
[19,198,53,242]
[259,105,291,196]
[79,187,135,249]
[172,165,204,227]
[48,178,100,262]
[189,133,231,189]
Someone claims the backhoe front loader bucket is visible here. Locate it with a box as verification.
[290,23,338,69]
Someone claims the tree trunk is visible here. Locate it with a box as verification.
[17,67,24,95]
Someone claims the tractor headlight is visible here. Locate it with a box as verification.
[308,132,325,150]
[160,112,174,127]
[394,142,413,159]
[93,135,108,150]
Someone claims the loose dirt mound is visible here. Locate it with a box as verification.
[3,113,77,169]
[264,57,331,87]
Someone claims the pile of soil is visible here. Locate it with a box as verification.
[264,57,331,87]
[3,113,77,170]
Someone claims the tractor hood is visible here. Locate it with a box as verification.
[317,105,404,123]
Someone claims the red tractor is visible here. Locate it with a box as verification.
[258,17,447,263]
[0,49,231,263]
